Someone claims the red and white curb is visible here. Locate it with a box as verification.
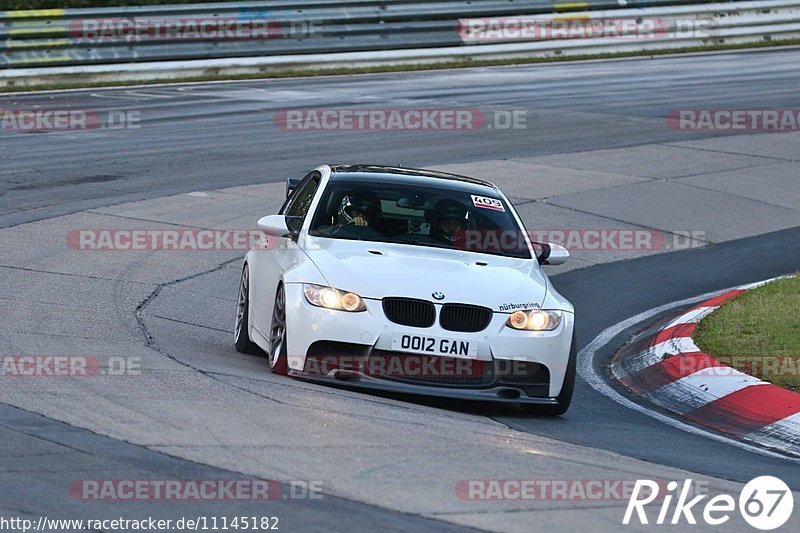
[611,277,800,457]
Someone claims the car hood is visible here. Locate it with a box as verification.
[304,236,548,311]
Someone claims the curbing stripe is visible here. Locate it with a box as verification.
[579,286,799,461]
[621,352,720,394]
[663,306,716,328]
[649,370,766,414]
[671,366,765,401]
[612,337,701,379]
[611,275,800,455]
[746,412,800,453]
[649,336,700,361]
[688,289,743,309]
[686,385,800,436]
[652,321,697,345]
[641,337,700,366]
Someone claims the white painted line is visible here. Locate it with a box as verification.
[738,277,782,290]
[577,285,800,461]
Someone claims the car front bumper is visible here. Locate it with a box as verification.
[283,283,574,399]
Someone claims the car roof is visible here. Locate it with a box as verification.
[327,164,500,195]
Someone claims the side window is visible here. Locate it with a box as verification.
[284,172,320,233]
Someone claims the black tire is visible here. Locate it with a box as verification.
[234,264,262,355]
[520,329,576,416]
[268,284,289,376]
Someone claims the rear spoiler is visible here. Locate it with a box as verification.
[286,177,301,199]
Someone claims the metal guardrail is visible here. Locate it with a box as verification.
[0,0,769,68]
[0,0,798,75]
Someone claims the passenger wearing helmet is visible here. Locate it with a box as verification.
[431,199,469,248]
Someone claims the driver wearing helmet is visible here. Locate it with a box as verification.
[431,199,469,248]
[336,189,382,229]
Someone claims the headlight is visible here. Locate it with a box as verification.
[506,310,562,331]
[303,284,366,312]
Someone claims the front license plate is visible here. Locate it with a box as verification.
[391,334,477,358]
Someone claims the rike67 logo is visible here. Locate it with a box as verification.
[624,476,794,530]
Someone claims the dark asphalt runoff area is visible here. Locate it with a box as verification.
[1,48,799,530]
[2,48,799,227]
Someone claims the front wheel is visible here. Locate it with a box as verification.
[268,284,289,375]
[520,329,576,416]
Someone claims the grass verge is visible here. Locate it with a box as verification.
[2,38,800,94]
[694,275,800,391]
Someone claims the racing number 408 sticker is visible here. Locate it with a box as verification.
[471,195,505,212]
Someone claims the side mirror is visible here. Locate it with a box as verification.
[257,215,290,238]
[536,242,569,266]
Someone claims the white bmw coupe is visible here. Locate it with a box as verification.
[235,164,576,415]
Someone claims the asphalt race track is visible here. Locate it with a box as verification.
[1,49,800,531]
[4,48,800,228]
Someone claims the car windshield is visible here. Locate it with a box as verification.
[308,178,531,259]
